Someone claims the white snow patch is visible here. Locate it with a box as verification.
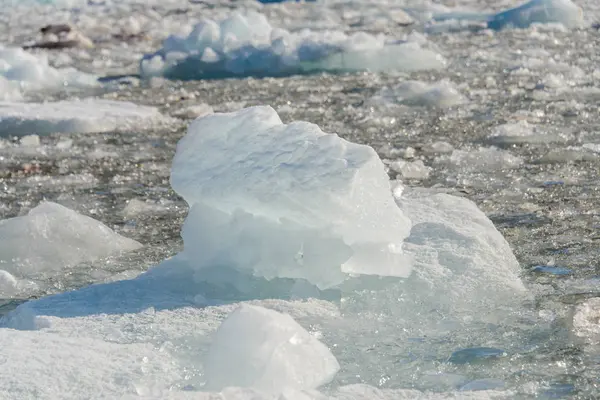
[204,304,339,392]
[171,106,413,289]
[0,99,168,137]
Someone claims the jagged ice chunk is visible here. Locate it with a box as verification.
[171,106,412,289]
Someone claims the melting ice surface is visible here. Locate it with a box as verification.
[140,11,445,80]
[0,108,533,398]
[0,99,169,137]
[0,202,141,298]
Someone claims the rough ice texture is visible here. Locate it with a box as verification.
[487,0,583,30]
[487,121,567,145]
[0,201,141,297]
[0,99,168,137]
[140,12,445,80]
[572,298,600,344]
[171,106,412,289]
[204,304,339,392]
[372,80,466,109]
[396,192,529,315]
[0,46,97,98]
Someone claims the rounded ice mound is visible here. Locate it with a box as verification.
[0,201,141,296]
[140,11,445,80]
[487,0,583,30]
[396,192,529,315]
[0,46,97,97]
[0,99,169,137]
[204,304,340,392]
[171,106,412,289]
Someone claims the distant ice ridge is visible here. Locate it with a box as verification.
[0,99,170,137]
[172,106,413,289]
[430,0,583,31]
[0,46,97,99]
[140,11,446,80]
[0,201,141,298]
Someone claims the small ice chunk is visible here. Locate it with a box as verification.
[423,141,454,154]
[0,99,168,137]
[487,121,567,145]
[19,134,40,147]
[172,106,412,289]
[0,201,141,284]
[437,147,523,171]
[487,0,583,30]
[389,160,431,180]
[373,80,466,108]
[203,304,340,392]
[572,298,600,344]
[122,199,169,218]
[448,347,507,365]
[0,46,97,97]
[171,103,214,119]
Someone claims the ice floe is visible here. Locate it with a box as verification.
[0,46,97,99]
[0,99,169,137]
[140,11,445,80]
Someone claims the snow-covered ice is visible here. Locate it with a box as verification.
[0,46,97,99]
[140,12,445,80]
[172,106,413,289]
[0,201,141,297]
[0,99,169,136]
[204,304,340,392]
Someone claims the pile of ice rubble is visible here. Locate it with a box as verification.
[2,106,588,399]
[140,11,446,80]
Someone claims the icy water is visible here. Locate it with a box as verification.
[1,0,600,399]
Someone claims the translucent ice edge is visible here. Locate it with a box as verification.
[430,0,583,31]
[140,11,446,80]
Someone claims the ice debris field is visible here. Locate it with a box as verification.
[1,0,600,398]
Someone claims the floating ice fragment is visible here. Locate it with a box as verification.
[172,106,412,289]
[0,99,168,137]
[389,160,431,180]
[531,265,572,275]
[204,304,339,392]
[448,347,507,365]
[141,12,445,80]
[571,297,600,344]
[436,147,523,172]
[372,80,466,109]
[0,201,141,295]
[487,0,583,31]
[0,46,97,98]
[460,379,506,392]
[487,121,568,145]
[431,0,583,31]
